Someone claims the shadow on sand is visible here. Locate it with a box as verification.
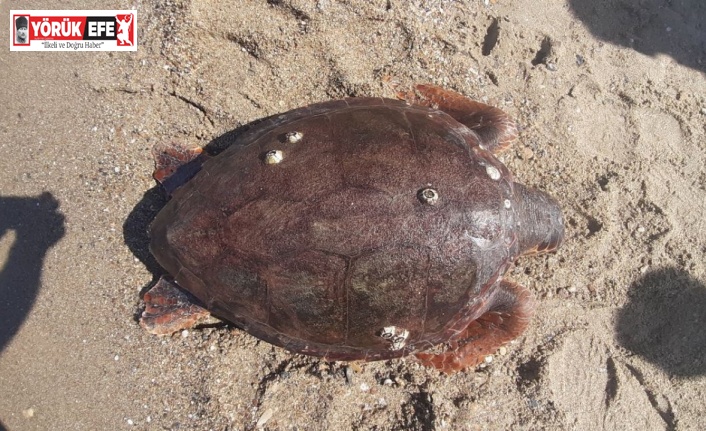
[616,267,706,376]
[569,0,706,74]
[0,193,65,431]
[0,193,65,354]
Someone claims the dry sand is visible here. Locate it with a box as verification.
[1,0,705,430]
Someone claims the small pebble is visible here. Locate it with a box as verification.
[527,398,540,409]
[484,355,494,364]
[520,146,534,160]
[181,330,190,338]
[114,355,120,361]
[557,288,570,298]
[637,226,646,233]
[498,346,507,356]
[344,366,355,384]
[701,107,706,115]
[360,382,371,392]
[640,265,649,273]
[22,408,34,419]
[256,408,273,428]
[127,419,134,426]
[383,378,393,386]
[567,286,578,293]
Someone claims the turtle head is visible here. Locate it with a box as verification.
[513,183,564,256]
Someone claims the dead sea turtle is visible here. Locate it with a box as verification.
[140,84,564,373]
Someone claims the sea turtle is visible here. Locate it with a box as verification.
[139,84,564,373]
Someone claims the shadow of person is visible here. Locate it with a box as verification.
[616,267,706,377]
[568,0,706,74]
[0,193,65,353]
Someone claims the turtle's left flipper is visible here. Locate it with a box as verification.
[140,277,212,335]
[396,84,518,155]
[415,279,534,373]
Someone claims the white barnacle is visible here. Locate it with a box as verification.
[264,150,283,164]
[418,187,440,205]
[470,236,493,248]
[504,199,512,209]
[486,165,501,180]
[380,326,410,351]
[380,326,396,339]
[286,131,303,143]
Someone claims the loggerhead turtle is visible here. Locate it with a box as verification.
[139,84,564,373]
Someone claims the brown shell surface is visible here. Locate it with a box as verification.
[149,98,522,361]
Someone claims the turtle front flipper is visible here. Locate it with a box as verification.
[140,277,212,335]
[415,280,534,373]
[397,84,517,154]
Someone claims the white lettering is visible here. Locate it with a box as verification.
[40,21,50,37]
[31,21,41,37]
[72,21,81,36]
[88,21,115,37]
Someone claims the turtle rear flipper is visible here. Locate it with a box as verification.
[140,277,213,335]
[415,280,534,373]
[152,142,206,195]
[395,84,517,154]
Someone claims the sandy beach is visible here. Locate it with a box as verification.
[1,0,705,429]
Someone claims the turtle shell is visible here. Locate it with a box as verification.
[149,97,523,361]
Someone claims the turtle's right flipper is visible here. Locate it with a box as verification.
[140,277,212,335]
